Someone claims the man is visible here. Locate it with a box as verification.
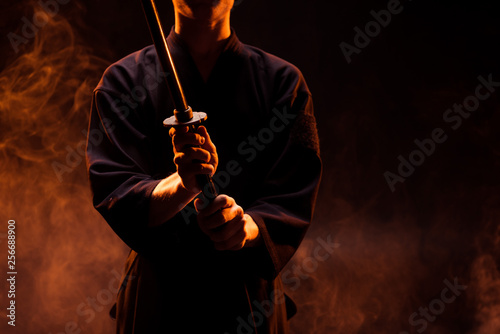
[86,0,321,333]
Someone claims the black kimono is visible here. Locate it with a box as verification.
[87,28,321,334]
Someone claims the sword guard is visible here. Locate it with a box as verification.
[163,110,207,127]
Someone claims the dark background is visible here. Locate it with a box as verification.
[1,0,500,333]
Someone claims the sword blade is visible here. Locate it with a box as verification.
[140,0,190,116]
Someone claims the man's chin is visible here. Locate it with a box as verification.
[189,3,227,22]
[185,0,220,10]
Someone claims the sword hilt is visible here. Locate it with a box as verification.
[164,110,219,202]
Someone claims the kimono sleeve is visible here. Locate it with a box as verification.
[244,88,322,280]
[86,88,164,255]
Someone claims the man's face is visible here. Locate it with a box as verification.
[172,0,234,23]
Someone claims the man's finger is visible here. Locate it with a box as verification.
[209,218,245,242]
[173,148,211,165]
[169,125,189,138]
[198,203,243,233]
[172,133,206,151]
[197,126,216,153]
[178,161,215,177]
[197,195,233,217]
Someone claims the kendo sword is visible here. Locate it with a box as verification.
[140,0,218,201]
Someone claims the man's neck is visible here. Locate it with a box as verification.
[174,14,231,58]
[174,15,230,82]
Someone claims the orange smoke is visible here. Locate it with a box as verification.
[0,2,128,333]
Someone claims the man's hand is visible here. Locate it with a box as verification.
[148,125,216,227]
[169,125,218,194]
[195,195,261,251]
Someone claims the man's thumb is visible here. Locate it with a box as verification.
[194,198,203,212]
